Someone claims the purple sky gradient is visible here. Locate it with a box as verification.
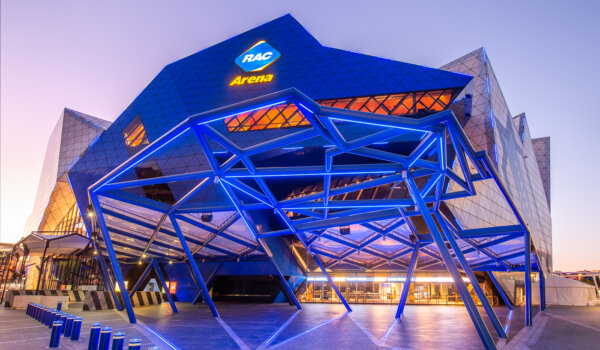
[1,1,599,271]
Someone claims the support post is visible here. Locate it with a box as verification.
[488,272,513,311]
[193,262,223,305]
[0,247,15,304]
[437,214,506,338]
[312,252,351,312]
[90,194,137,323]
[152,259,178,313]
[128,263,153,299]
[524,232,532,326]
[395,244,419,318]
[169,215,219,317]
[92,238,123,311]
[538,264,546,312]
[35,241,49,295]
[407,177,496,350]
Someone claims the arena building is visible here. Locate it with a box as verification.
[4,15,552,349]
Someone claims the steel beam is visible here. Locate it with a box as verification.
[488,272,513,311]
[193,262,223,305]
[437,214,506,338]
[152,259,178,313]
[407,177,496,350]
[169,215,219,317]
[128,262,153,299]
[90,194,137,323]
[311,252,352,312]
[524,232,532,326]
[395,244,419,318]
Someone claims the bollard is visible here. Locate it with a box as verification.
[64,314,74,337]
[57,301,62,311]
[60,313,68,334]
[26,303,31,316]
[49,321,63,348]
[48,310,57,327]
[88,322,101,350]
[52,311,62,328]
[71,317,83,341]
[127,338,142,350]
[40,307,46,323]
[98,326,112,350]
[112,331,125,350]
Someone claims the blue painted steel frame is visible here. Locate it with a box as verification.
[395,243,419,318]
[90,193,137,323]
[152,259,178,313]
[85,88,541,347]
[488,272,513,311]
[169,215,219,317]
[407,177,496,350]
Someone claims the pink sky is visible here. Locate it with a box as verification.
[1,1,599,272]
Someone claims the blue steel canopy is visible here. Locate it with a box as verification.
[87,88,543,349]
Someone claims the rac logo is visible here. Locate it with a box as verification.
[235,41,281,72]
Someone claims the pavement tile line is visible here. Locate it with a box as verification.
[268,311,350,349]
[544,312,600,333]
[216,316,251,350]
[114,309,181,350]
[256,310,301,350]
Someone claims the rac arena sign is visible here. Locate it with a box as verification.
[230,41,279,86]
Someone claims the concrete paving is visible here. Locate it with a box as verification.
[1,303,598,349]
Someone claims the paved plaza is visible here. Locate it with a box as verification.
[1,303,598,349]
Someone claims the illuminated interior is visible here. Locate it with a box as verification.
[224,89,458,132]
[123,115,150,149]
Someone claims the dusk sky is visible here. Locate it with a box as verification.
[1,1,598,272]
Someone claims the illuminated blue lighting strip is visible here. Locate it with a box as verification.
[220,178,273,207]
[212,151,229,155]
[283,204,410,209]
[219,181,257,239]
[408,136,438,167]
[197,100,287,126]
[261,310,301,348]
[140,322,180,350]
[421,173,443,198]
[98,127,190,189]
[226,170,396,178]
[282,146,303,150]
[298,102,314,114]
[373,141,388,145]
[270,312,350,349]
[329,117,427,133]
[383,318,400,339]
[490,109,495,128]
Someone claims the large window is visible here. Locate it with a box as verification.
[224,89,458,133]
[123,115,149,152]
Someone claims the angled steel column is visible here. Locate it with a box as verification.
[407,177,496,350]
[90,194,137,323]
[311,252,351,312]
[539,267,546,311]
[92,237,123,311]
[152,259,178,313]
[395,244,419,318]
[169,214,219,317]
[437,214,506,338]
[128,262,153,299]
[35,241,49,295]
[219,182,301,310]
[524,232,532,326]
[488,272,513,311]
[193,262,223,305]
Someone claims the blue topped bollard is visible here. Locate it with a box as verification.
[112,331,125,350]
[59,313,68,334]
[71,317,83,341]
[57,300,62,311]
[64,314,74,337]
[49,321,63,348]
[88,322,101,350]
[98,326,112,350]
[127,338,142,350]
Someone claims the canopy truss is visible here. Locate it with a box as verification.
[87,88,545,350]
